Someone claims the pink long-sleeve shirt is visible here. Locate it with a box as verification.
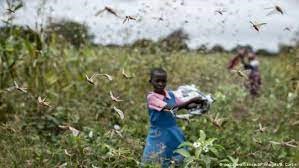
[147,90,183,111]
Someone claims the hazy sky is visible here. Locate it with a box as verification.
[1,0,299,52]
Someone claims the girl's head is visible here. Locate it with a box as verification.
[237,48,248,57]
[149,68,167,94]
[248,52,256,60]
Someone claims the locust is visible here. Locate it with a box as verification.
[265,5,284,16]
[208,113,224,129]
[113,106,124,120]
[250,21,267,32]
[95,6,120,18]
[122,68,133,79]
[270,139,297,148]
[14,81,27,93]
[5,1,23,14]
[59,125,80,136]
[85,73,113,85]
[215,9,226,15]
[110,91,124,102]
[123,16,136,24]
[38,96,51,107]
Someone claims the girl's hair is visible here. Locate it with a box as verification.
[150,68,167,80]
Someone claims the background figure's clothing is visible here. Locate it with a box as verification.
[243,60,259,71]
[247,71,261,95]
[142,90,185,167]
[244,60,261,96]
[227,54,241,70]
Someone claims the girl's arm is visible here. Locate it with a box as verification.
[163,97,204,111]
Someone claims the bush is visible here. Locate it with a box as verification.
[0,25,42,50]
[158,29,189,52]
[45,20,94,48]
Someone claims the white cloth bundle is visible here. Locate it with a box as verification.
[173,85,214,119]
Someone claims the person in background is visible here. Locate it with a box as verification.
[241,51,262,96]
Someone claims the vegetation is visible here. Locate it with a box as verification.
[0,20,298,167]
[45,20,94,48]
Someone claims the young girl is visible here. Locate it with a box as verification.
[142,68,203,167]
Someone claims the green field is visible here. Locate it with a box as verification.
[0,33,298,167]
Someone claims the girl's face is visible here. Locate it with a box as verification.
[150,72,167,94]
[238,48,247,57]
[248,53,255,60]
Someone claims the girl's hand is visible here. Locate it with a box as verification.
[186,103,198,109]
[163,105,176,112]
[191,96,204,104]
[162,105,177,117]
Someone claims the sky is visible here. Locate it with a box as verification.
[0,0,299,52]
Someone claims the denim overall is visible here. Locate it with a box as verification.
[142,91,185,167]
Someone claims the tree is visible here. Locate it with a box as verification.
[231,45,253,53]
[45,19,94,48]
[256,49,276,56]
[278,44,294,54]
[131,39,155,48]
[210,44,226,53]
[158,29,189,52]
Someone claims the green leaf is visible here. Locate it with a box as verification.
[200,130,206,141]
[45,115,60,125]
[195,148,202,158]
[228,156,238,163]
[174,148,191,158]
[214,144,225,151]
[201,155,211,168]
[185,157,195,167]
[210,147,219,157]
[178,141,193,148]
[46,73,58,84]
[23,39,34,56]
[228,156,239,167]
[219,159,229,164]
